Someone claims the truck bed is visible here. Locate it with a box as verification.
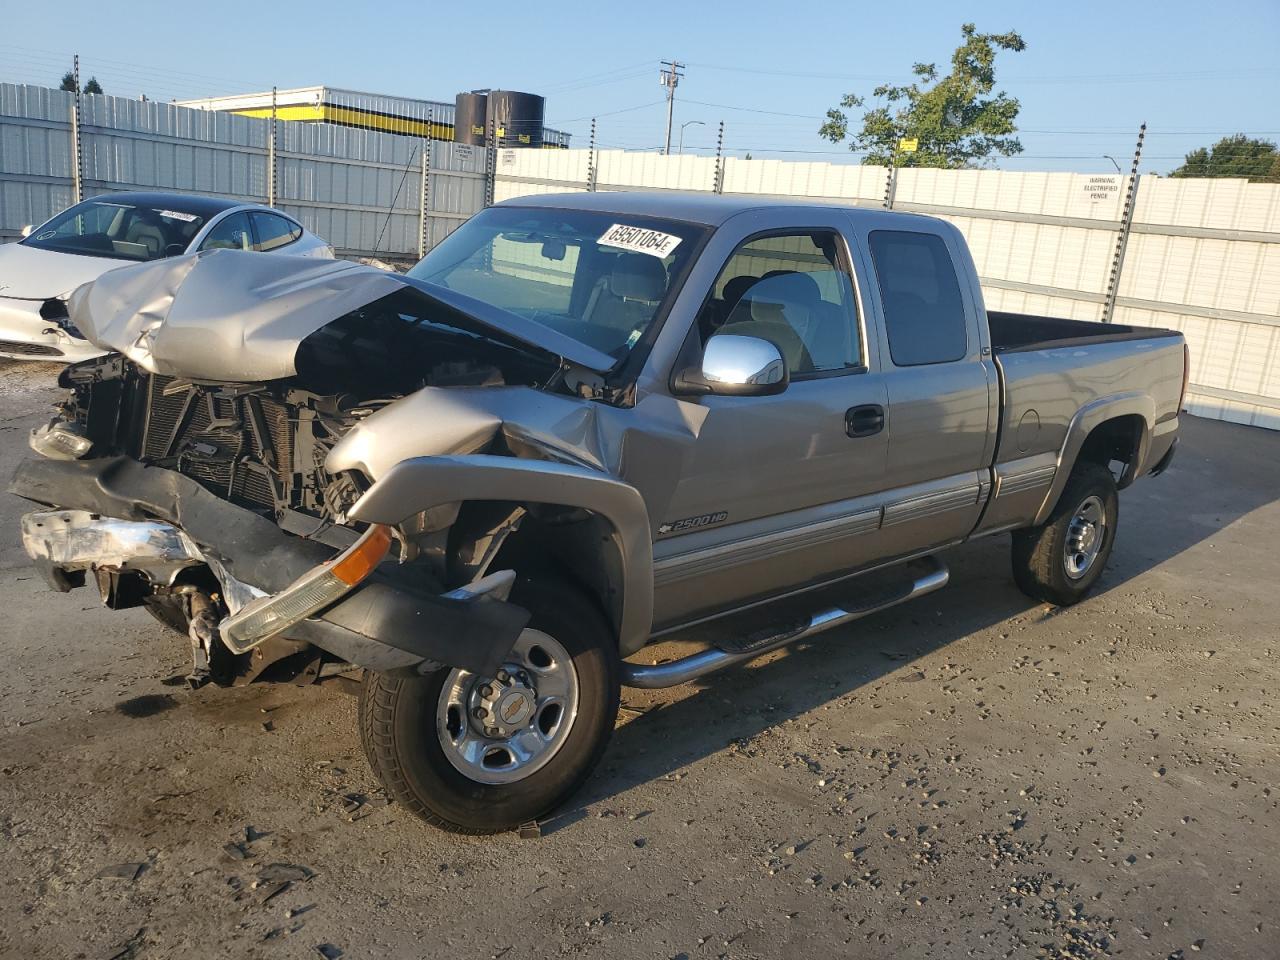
[975,313,1185,536]
[988,311,1183,353]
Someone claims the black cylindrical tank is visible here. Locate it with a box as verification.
[453,92,488,145]
[486,90,545,148]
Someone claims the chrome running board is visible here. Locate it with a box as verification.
[620,557,949,689]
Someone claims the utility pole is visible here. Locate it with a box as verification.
[660,59,684,156]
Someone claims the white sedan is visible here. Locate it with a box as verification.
[0,191,334,361]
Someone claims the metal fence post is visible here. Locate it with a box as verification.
[587,118,597,191]
[70,54,83,203]
[267,86,277,207]
[712,121,725,194]
[418,109,432,259]
[883,164,897,210]
[1102,123,1147,324]
[484,118,497,207]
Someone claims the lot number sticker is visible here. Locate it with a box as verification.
[598,224,682,258]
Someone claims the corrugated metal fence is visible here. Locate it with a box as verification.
[3,81,1277,430]
[0,83,485,258]
[495,149,1280,431]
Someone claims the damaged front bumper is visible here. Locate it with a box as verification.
[0,294,104,361]
[10,455,530,678]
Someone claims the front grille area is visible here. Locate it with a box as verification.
[0,339,63,357]
[136,374,298,515]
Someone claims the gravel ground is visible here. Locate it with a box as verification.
[1,357,1277,960]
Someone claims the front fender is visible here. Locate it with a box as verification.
[347,454,654,656]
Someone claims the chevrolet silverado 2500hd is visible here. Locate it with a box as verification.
[10,193,1186,833]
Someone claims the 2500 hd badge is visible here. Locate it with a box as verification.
[658,512,729,535]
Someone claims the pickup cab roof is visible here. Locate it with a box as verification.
[499,190,947,232]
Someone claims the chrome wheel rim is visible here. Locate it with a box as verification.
[436,629,579,785]
[1064,494,1106,580]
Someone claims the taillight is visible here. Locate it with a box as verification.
[1178,343,1190,411]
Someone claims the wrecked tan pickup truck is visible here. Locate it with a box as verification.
[11,192,1185,833]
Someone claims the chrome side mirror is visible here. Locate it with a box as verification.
[673,334,789,397]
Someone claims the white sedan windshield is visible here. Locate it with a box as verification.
[23,199,207,262]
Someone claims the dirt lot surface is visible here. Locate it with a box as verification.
[1,357,1277,960]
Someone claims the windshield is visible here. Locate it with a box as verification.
[22,198,208,262]
[407,206,706,361]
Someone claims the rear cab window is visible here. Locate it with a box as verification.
[867,230,968,366]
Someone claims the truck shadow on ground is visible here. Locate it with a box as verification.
[547,415,1280,832]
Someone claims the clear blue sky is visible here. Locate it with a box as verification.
[2,0,1277,173]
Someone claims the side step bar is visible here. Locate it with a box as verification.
[620,557,949,689]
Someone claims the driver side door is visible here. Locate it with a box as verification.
[651,219,891,629]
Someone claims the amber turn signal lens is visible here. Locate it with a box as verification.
[331,524,393,585]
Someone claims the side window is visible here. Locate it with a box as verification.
[250,212,303,252]
[200,212,252,251]
[702,231,861,377]
[867,230,967,366]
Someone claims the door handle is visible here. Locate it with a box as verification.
[845,403,885,438]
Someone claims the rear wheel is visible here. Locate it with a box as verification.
[1011,461,1118,606]
[359,578,619,834]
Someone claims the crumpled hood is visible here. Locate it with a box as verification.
[0,241,128,300]
[68,250,404,381]
[67,248,617,382]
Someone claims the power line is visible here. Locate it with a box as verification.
[682,97,823,119]
[0,43,274,91]
[686,58,1279,85]
[540,63,655,95]
[551,100,666,125]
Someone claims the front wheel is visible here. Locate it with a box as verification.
[359,578,620,834]
[1011,461,1118,606]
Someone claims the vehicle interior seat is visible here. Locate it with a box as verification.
[762,269,854,371]
[717,271,817,373]
[721,275,759,318]
[123,218,167,258]
[582,253,668,341]
[699,274,759,341]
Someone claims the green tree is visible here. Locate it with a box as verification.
[1169,135,1280,182]
[819,24,1027,168]
[59,71,77,92]
[83,76,103,95]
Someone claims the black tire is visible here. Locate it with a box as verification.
[359,577,620,834]
[1011,461,1118,606]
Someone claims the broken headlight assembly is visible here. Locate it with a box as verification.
[218,523,394,653]
[29,418,93,460]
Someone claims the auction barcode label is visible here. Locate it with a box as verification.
[598,224,682,258]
